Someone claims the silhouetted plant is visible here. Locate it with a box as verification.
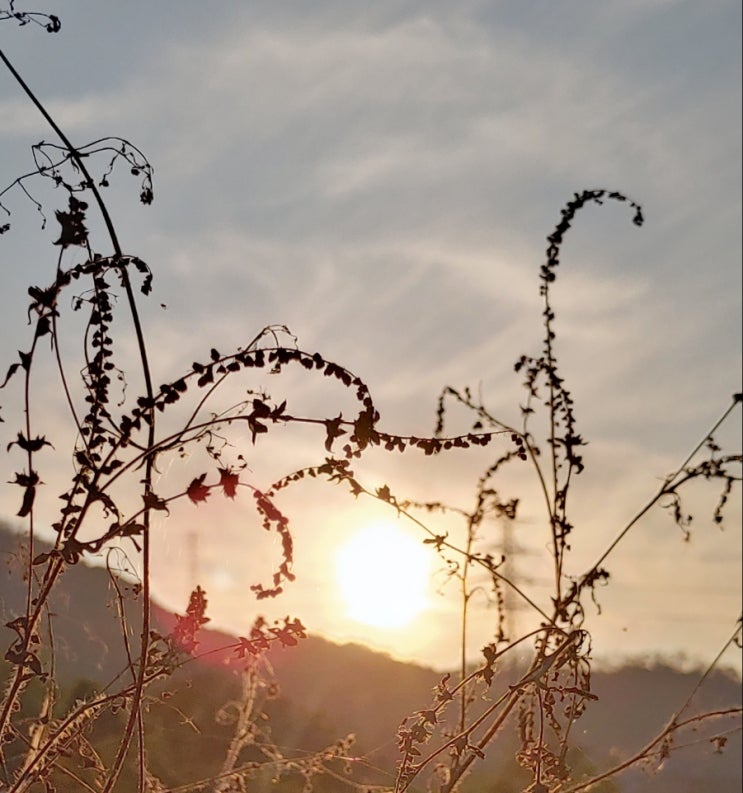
[280,189,740,792]
[1,8,740,793]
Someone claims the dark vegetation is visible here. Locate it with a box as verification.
[1,525,740,792]
[0,6,741,792]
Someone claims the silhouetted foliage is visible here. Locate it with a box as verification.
[0,7,740,793]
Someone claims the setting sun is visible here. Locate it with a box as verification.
[336,522,431,629]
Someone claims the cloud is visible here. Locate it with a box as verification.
[0,0,739,670]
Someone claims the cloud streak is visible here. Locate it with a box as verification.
[0,1,739,670]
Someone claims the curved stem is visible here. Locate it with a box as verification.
[560,707,742,793]
[583,396,740,585]
[0,47,156,792]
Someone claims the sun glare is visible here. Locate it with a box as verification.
[336,522,431,629]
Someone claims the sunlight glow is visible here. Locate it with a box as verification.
[336,522,431,629]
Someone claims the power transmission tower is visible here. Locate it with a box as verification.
[491,517,537,642]
[187,529,201,589]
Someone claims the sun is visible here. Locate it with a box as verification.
[335,522,431,629]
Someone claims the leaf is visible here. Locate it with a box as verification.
[196,367,214,387]
[251,399,272,418]
[7,433,53,453]
[60,539,86,564]
[12,470,39,488]
[219,469,239,499]
[324,414,346,452]
[120,521,145,538]
[17,484,36,518]
[53,197,88,248]
[186,474,210,505]
[34,316,51,339]
[249,417,268,443]
[143,491,170,514]
[352,408,378,450]
[28,285,57,311]
[376,484,392,502]
[1,362,20,388]
[170,586,210,653]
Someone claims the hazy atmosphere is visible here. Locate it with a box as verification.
[1,0,740,676]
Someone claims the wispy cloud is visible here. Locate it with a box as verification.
[0,1,739,669]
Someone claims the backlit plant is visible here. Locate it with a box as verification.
[0,8,740,793]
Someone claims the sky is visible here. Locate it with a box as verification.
[0,1,740,673]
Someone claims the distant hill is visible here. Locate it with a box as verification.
[1,524,740,792]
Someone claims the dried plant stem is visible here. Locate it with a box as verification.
[0,46,156,793]
[583,395,741,586]
[561,707,742,793]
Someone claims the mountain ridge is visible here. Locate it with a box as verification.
[1,524,740,792]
